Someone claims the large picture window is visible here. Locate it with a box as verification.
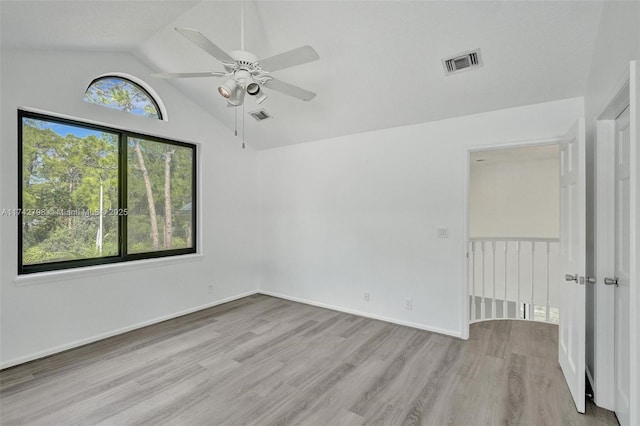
[18,110,196,274]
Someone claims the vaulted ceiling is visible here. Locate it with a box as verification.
[1,1,604,149]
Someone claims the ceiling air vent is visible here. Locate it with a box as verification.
[249,109,272,122]
[442,49,482,75]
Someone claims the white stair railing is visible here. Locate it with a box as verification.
[468,238,560,324]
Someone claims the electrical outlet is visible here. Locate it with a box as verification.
[208,285,213,294]
[364,292,370,302]
[404,298,413,310]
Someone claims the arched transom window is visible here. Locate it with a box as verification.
[83,75,163,120]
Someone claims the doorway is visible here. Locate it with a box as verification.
[465,127,589,413]
[467,144,560,324]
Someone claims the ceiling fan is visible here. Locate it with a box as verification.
[152,20,319,107]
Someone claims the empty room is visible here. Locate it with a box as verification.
[0,1,639,425]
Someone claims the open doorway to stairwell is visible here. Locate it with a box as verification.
[468,143,560,324]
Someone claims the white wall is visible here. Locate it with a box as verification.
[469,156,559,239]
[0,48,261,368]
[583,0,640,415]
[258,97,583,338]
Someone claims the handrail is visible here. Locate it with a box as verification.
[470,237,559,242]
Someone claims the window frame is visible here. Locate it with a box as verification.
[18,110,197,275]
[84,75,164,120]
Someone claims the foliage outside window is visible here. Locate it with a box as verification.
[18,110,196,274]
[83,76,162,119]
[127,137,194,254]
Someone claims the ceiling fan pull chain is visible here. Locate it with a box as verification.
[234,106,238,137]
[242,102,246,149]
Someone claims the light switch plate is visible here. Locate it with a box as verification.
[436,227,449,238]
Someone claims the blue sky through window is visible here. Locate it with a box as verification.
[39,121,106,139]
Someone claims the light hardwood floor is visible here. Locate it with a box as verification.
[0,294,618,425]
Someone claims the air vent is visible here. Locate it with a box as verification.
[442,49,482,75]
[249,109,272,122]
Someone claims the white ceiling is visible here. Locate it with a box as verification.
[0,1,200,50]
[1,1,604,149]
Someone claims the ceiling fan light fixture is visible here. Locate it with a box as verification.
[218,86,231,98]
[247,81,267,104]
[246,81,260,96]
[218,79,238,99]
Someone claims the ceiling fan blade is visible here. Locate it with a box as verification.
[175,27,235,64]
[259,46,319,72]
[151,72,226,79]
[263,78,316,101]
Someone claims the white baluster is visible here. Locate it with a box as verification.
[530,241,535,321]
[471,241,476,321]
[481,241,486,321]
[504,241,508,319]
[546,241,551,322]
[516,241,521,319]
[492,241,496,320]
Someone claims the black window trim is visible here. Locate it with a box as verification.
[18,109,197,275]
[84,75,164,120]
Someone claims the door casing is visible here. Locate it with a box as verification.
[593,70,631,412]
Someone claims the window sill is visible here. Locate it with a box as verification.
[14,253,204,286]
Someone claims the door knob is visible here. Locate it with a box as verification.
[604,277,618,287]
[565,273,578,282]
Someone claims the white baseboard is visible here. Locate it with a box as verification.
[0,290,258,370]
[2,289,463,369]
[258,290,463,339]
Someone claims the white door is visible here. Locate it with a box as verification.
[558,118,586,414]
[612,105,631,426]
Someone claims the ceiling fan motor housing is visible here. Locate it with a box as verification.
[230,50,259,67]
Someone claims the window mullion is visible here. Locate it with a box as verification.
[120,132,128,259]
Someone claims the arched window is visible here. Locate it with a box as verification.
[84,75,164,120]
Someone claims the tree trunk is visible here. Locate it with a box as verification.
[163,149,175,249]
[134,140,159,250]
[67,168,74,230]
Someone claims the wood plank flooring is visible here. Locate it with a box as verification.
[0,294,618,425]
